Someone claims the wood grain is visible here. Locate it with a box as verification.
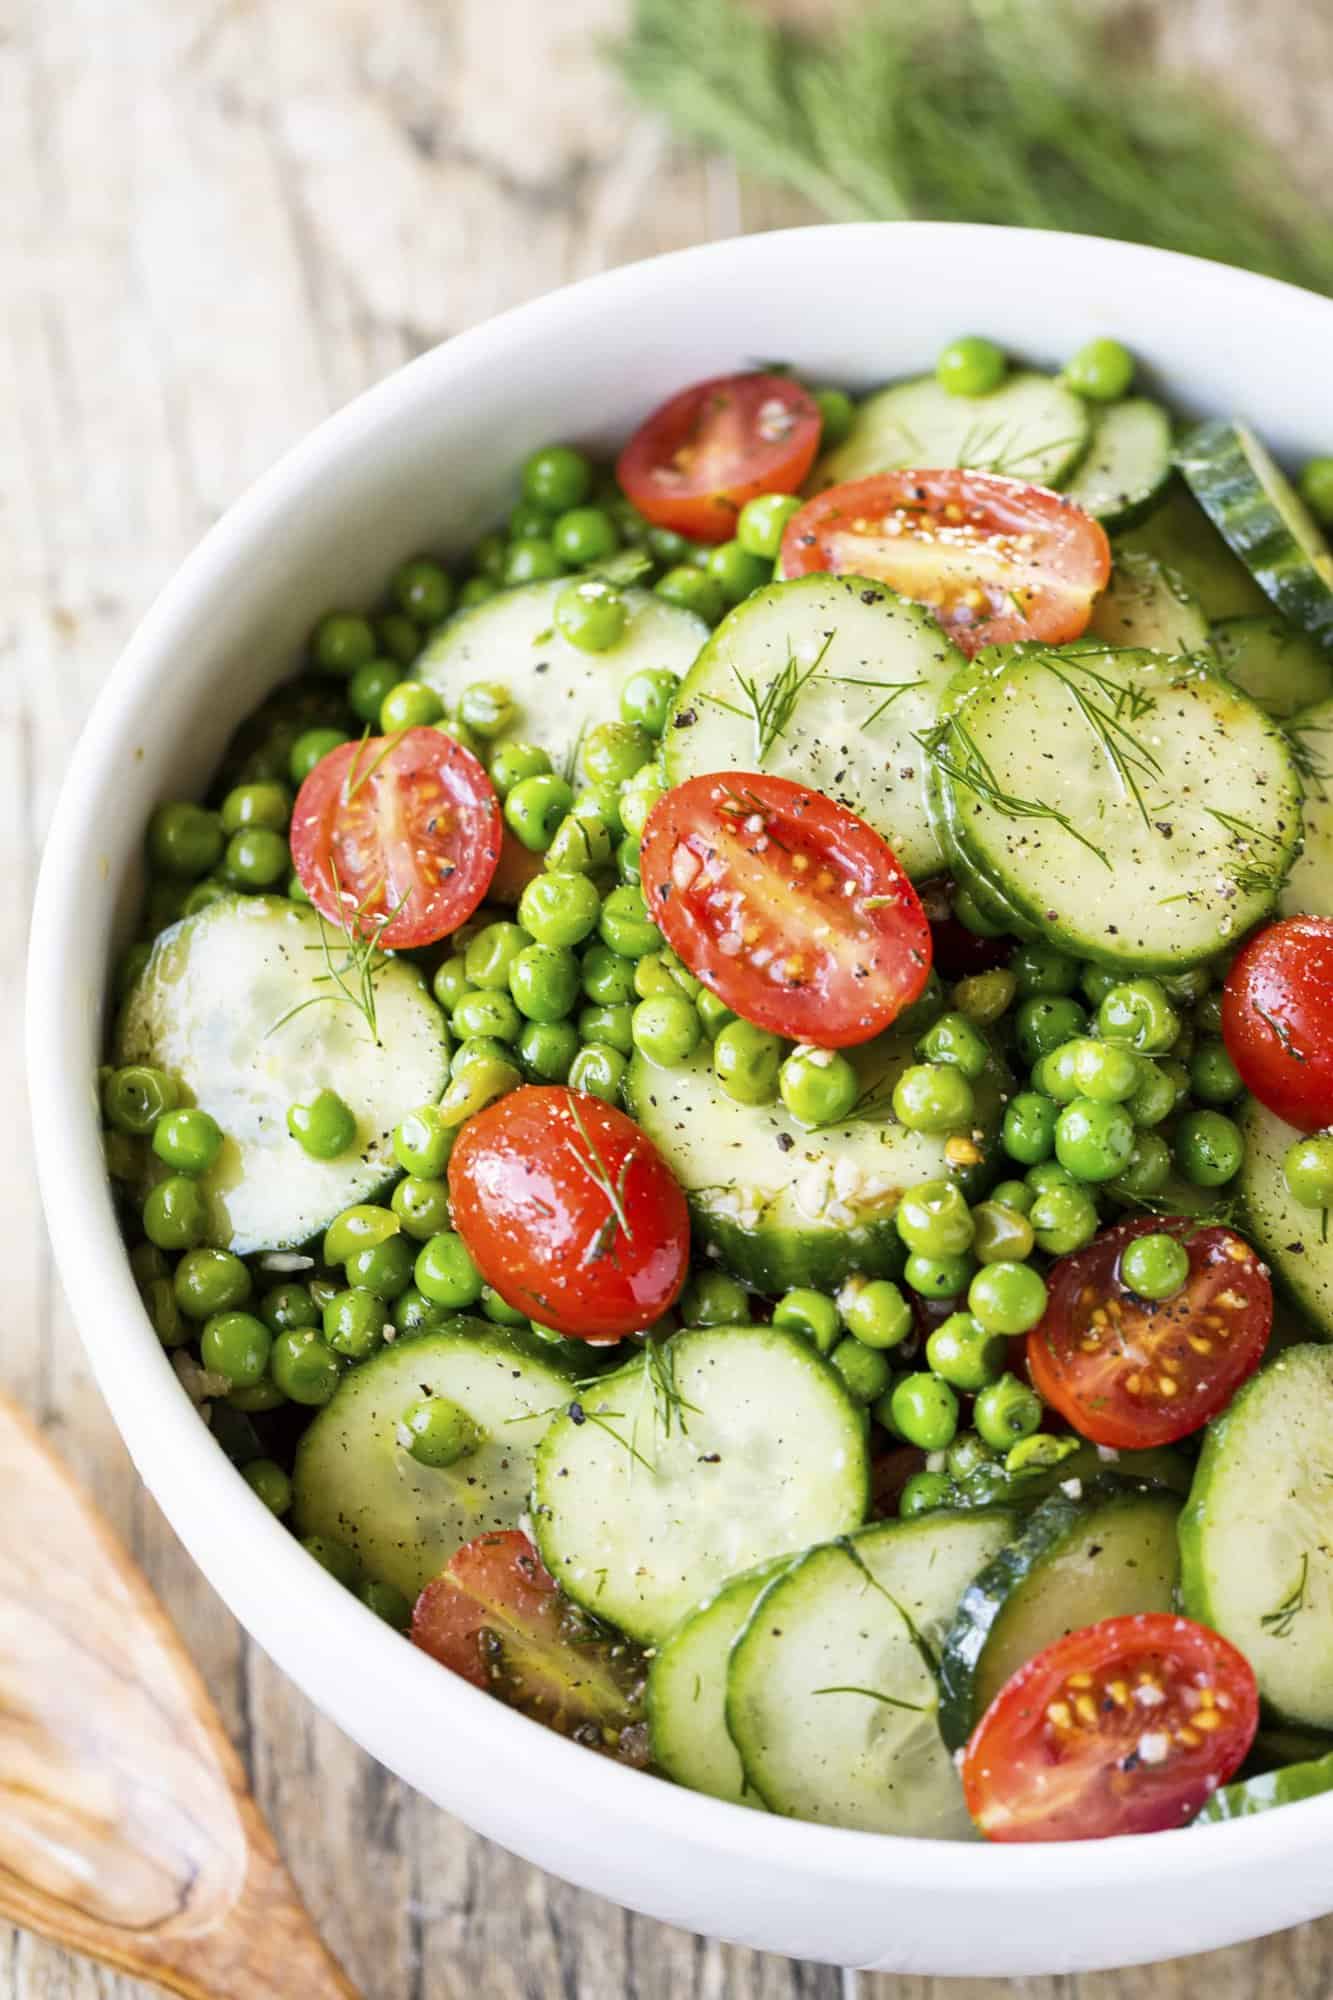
[4,1,1330,1995]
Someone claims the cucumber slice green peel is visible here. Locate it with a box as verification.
[1177,419,1333,651]
[647,1557,794,1805]
[1197,1749,1333,1823]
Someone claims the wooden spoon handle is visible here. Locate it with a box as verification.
[0,1392,360,1998]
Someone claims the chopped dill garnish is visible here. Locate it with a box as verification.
[705,632,835,762]
[1260,1553,1310,1639]
[812,1684,929,1714]
[926,713,1112,870]
[265,860,405,1045]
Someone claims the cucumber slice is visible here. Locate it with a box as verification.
[416,580,708,779]
[1177,420,1333,649]
[933,644,1304,969]
[1238,1095,1333,1336]
[1198,1749,1333,1824]
[291,1323,575,1600]
[1086,551,1211,656]
[1281,694,1333,918]
[1180,1343,1333,1730]
[115,895,450,1254]
[532,1327,868,1645]
[663,575,965,880]
[813,372,1089,492]
[626,1029,1008,1294]
[938,1487,1181,1749]
[1212,617,1333,722]
[726,1511,1016,1836]
[648,1558,793,1805]
[1116,481,1270,621]
[1063,399,1173,529]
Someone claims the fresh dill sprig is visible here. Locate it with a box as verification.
[566,1099,636,1268]
[828,675,928,730]
[705,633,835,762]
[1037,656,1164,834]
[812,1684,929,1714]
[265,861,404,1045]
[927,714,1112,869]
[643,1335,701,1441]
[1260,1553,1310,1639]
[344,728,408,804]
[1288,722,1333,802]
[1206,807,1290,899]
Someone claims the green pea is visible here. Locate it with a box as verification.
[568,1043,628,1103]
[889,1371,959,1450]
[523,444,591,512]
[839,1278,912,1351]
[105,1065,178,1138]
[1175,1109,1244,1187]
[348,659,404,726]
[634,950,699,1002]
[289,727,349,785]
[917,1012,990,1081]
[772,1046,854,1128]
[392,1105,452,1179]
[302,1534,361,1586]
[273,1328,343,1405]
[707,539,771,605]
[1098,979,1179,1053]
[616,833,641,884]
[173,1247,250,1319]
[545,809,612,873]
[773,1288,841,1355]
[104,1129,140,1183]
[1000,1086,1057,1169]
[312,612,376,676]
[317,1287,384,1359]
[143,1175,207,1250]
[619,766,666,840]
[1026,1052,1080,1120]
[990,1178,1034,1215]
[892,1063,975,1134]
[287,1089,356,1160]
[482,1285,529,1326]
[696,990,735,1040]
[323,1203,399,1268]
[393,556,453,626]
[1054,1097,1135,1182]
[599,884,658,958]
[895,1179,975,1257]
[151,1107,223,1176]
[510,499,555,541]
[242,1459,292,1515]
[488,742,552,800]
[1300,456,1333,527]
[550,505,618,567]
[971,1200,1036,1264]
[632,994,702,1067]
[581,943,637,1005]
[736,493,802,560]
[464,921,532,991]
[951,884,1009,938]
[355,1579,410,1629]
[1121,1232,1190,1302]
[518,870,602,948]
[392,1286,450,1336]
[259,1282,319,1334]
[831,1338,895,1406]
[223,826,288,889]
[439,717,484,757]
[812,386,855,445]
[1283,1133,1333,1208]
[679,1271,750,1327]
[506,942,579,1025]
[398,1393,482,1468]
[657,564,726,623]
[952,968,1018,1027]
[1189,1040,1243,1106]
[1068,1037,1141,1103]
[472,530,507,580]
[1029,1182,1100,1256]
[345,1233,416,1299]
[221,782,291,835]
[503,537,564,587]
[1015,995,1088,1069]
[437,1053,522,1127]
[575,1002,632,1056]
[903,1251,973,1299]
[581,721,653,791]
[451,988,522,1044]
[712,1020,783,1106]
[182,878,231,917]
[974,1372,1043,1450]
[147,801,225,878]
[1129,1059,1187,1126]
[432,955,470,1014]
[1026,1159,1078,1195]
[936,334,1007,397]
[1064,337,1135,402]
[415,1230,483,1308]
[926,1312,1007,1392]
[898,1470,954,1518]
[129,1241,167,1286]
[1109,1131,1172,1200]
[459,681,517,739]
[377,612,422,667]
[380,681,445,732]
[200,1311,271,1386]
[968,1260,1047,1335]
[1009,942,1080,996]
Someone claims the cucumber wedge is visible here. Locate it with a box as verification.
[813,372,1088,492]
[726,1511,1016,1836]
[626,1029,1008,1293]
[292,1324,575,1600]
[1086,551,1211,656]
[1212,618,1333,722]
[648,1558,793,1805]
[1116,481,1270,621]
[933,644,1304,969]
[938,1487,1181,1749]
[1180,1344,1333,1730]
[416,580,708,780]
[1238,1095,1333,1336]
[1280,694,1333,918]
[663,575,965,881]
[1177,420,1333,650]
[1063,399,1173,529]
[1198,1749,1333,1824]
[532,1327,868,1645]
[115,896,450,1254]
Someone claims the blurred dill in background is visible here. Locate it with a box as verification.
[617,0,1333,291]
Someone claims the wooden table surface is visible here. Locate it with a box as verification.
[7,2,1333,1994]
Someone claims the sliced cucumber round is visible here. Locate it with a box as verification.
[648,1557,793,1805]
[1238,1095,1333,1336]
[1281,694,1333,918]
[115,895,450,1253]
[1086,551,1210,657]
[1063,399,1173,529]
[1212,617,1333,722]
[726,1510,1016,1837]
[938,1486,1181,1749]
[1197,1749,1333,1824]
[416,579,708,780]
[1177,420,1333,649]
[626,1029,1008,1294]
[663,575,965,881]
[934,644,1304,969]
[292,1323,576,1600]
[1180,1343,1333,1731]
[812,372,1088,492]
[532,1327,868,1645]
[1115,481,1270,622]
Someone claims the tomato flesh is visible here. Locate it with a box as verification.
[448,1086,690,1340]
[779,470,1111,657]
[412,1531,647,1759]
[639,773,932,1047]
[961,1613,1258,1841]
[1222,915,1333,1131]
[617,373,821,543]
[290,727,501,949]
[1027,1217,1271,1449]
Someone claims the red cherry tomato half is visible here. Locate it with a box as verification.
[779,470,1111,657]
[1027,1217,1271,1450]
[290,727,501,949]
[961,1613,1258,1842]
[617,373,821,544]
[448,1086,689,1341]
[639,773,932,1047]
[1222,915,1333,1131]
[411,1531,647,1758]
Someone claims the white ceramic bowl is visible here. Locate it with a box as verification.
[27,224,1333,1976]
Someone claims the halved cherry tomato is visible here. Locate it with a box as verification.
[448,1086,689,1340]
[1222,915,1333,1131]
[617,373,821,543]
[412,1531,648,1760]
[290,727,501,949]
[779,470,1111,657]
[961,1613,1258,1842]
[639,773,932,1047]
[1027,1217,1271,1450]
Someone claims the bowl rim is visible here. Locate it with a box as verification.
[26,219,1333,1903]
